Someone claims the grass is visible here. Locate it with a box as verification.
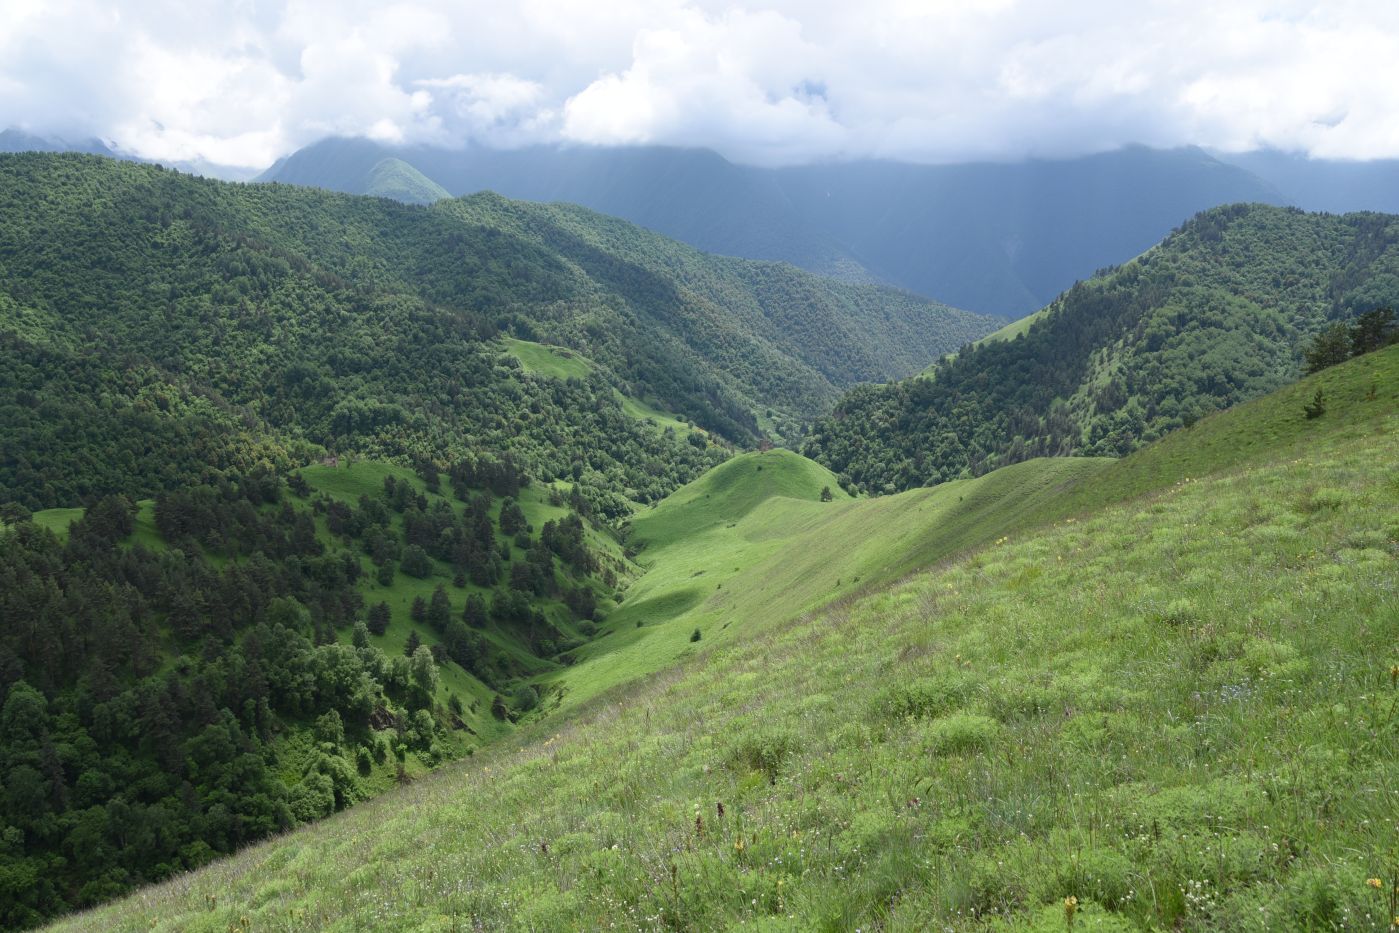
[550,451,1109,712]
[52,348,1399,932]
[45,348,1399,931]
[504,336,699,437]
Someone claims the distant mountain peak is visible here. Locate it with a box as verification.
[363,157,450,204]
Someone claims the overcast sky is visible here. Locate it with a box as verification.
[4,0,1399,170]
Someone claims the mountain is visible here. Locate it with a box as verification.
[770,146,1286,314]
[262,138,873,284]
[802,203,1399,493]
[0,127,260,181]
[1216,149,1399,214]
[0,152,994,513]
[0,128,114,157]
[0,151,987,925]
[48,344,1399,931]
[363,157,450,204]
[261,139,1290,316]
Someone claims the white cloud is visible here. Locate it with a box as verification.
[1,0,1398,169]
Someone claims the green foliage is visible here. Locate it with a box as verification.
[0,153,996,513]
[1303,387,1326,419]
[54,349,1398,932]
[805,205,1399,492]
[0,451,636,925]
[1306,306,1398,373]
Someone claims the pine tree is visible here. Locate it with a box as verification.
[428,585,452,632]
[404,629,422,657]
[367,602,391,636]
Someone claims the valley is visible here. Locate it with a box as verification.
[45,342,1399,932]
[7,7,1399,930]
[0,151,1395,931]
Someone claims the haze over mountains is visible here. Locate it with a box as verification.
[10,125,1399,318]
[258,136,1399,316]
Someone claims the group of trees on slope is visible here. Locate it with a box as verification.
[803,204,1399,494]
[0,459,613,927]
[0,153,995,519]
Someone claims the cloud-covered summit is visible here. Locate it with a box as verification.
[4,0,1398,170]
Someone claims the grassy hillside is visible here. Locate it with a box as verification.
[362,158,450,205]
[53,348,1399,933]
[547,345,1399,714]
[807,203,1399,493]
[549,452,1106,713]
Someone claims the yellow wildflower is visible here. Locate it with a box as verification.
[1369,878,1384,890]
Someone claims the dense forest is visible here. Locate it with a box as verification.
[803,204,1399,493]
[0,154,996,516]
[0,452,630,927]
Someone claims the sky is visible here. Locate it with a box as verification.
[3,0,1399,171]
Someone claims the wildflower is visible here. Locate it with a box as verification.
[1391,664,1398,688]
[735,838,746,853]
[1064,895,1078,928]
[1368,878,1384,889]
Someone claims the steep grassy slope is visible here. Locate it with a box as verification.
[550,452,1106,712]
[806,203,1399,492]
[54,348,1399,933]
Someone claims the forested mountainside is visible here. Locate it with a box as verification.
[0,455,640,927]
[0,153,993,513]
[262,139,1286,316]
[803,203,1399,493]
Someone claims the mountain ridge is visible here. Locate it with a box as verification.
[803,202,1399,492]
[260,139,1294,315]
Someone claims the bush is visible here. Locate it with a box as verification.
[873,674,973,720]
[727,727,799,779]
[925,712,1002,755]
[1302,388,1326,419]
[511,684,539,712]
[401,544,433,578]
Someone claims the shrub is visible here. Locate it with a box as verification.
[1302,388,1326,419]
[511,684,539,712]
[873,674,973,720]
[727,727,799,779]
[925,712,1002,755]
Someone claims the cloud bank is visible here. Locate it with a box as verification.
[3,0,1398,169]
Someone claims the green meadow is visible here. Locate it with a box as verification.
[51,348,1399,931]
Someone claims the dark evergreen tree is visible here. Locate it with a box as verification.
[427,585,452,632]
[401,544,433,579]
[367,602,391,636]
